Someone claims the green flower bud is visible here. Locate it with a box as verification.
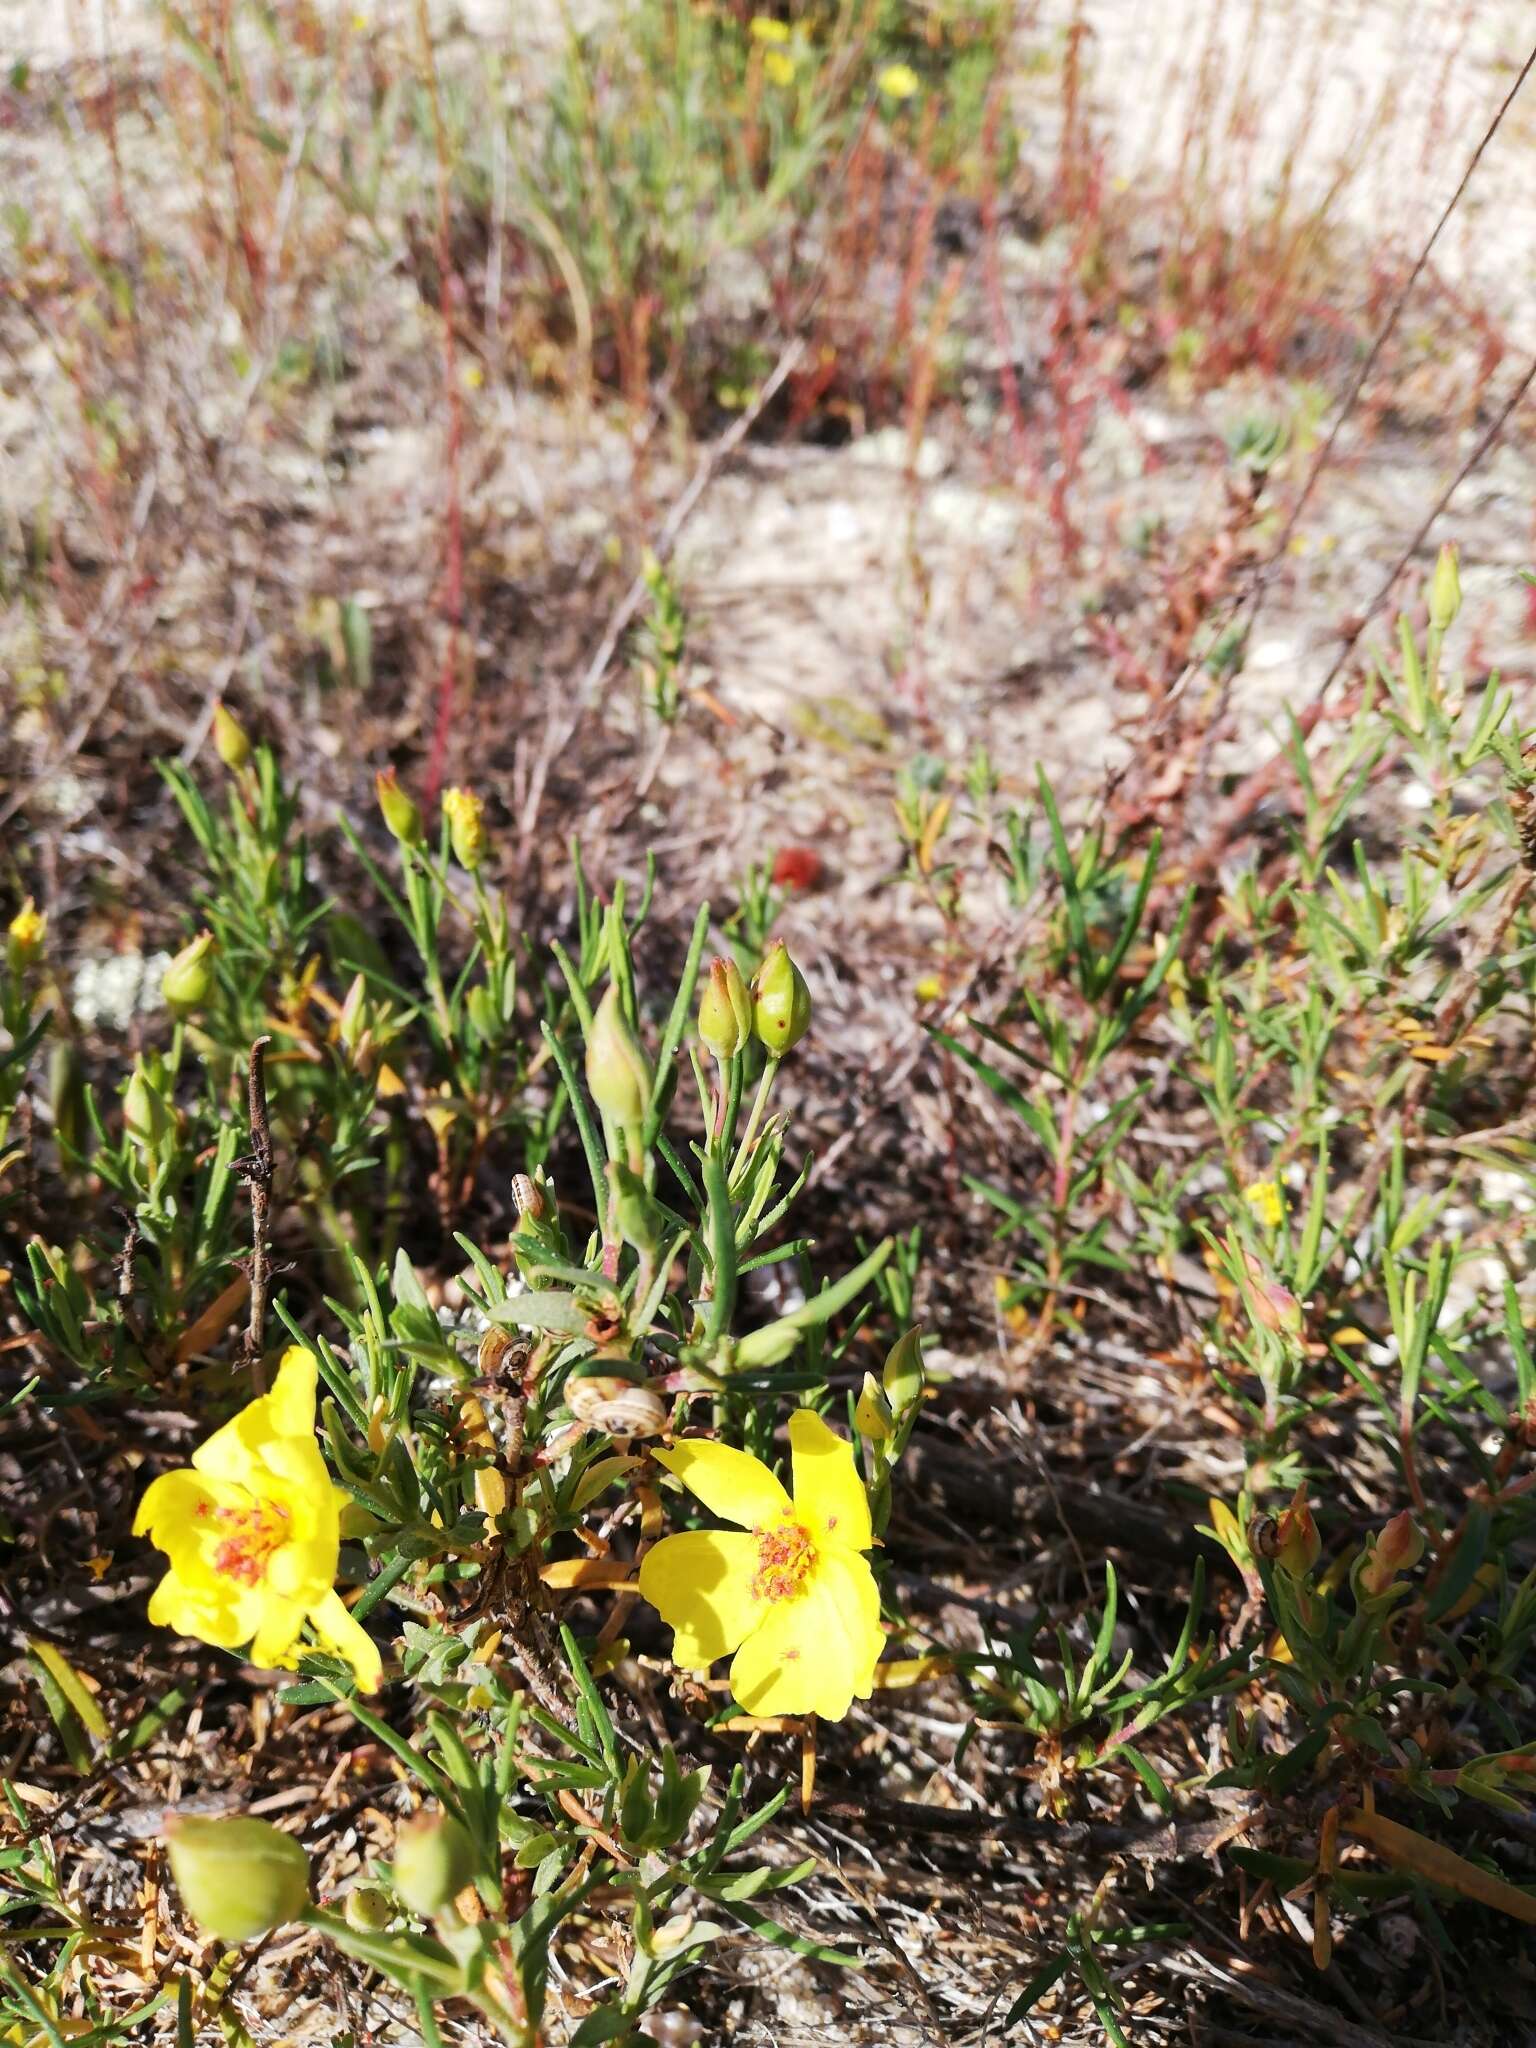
[123,1063,173,1152]
[442,787,487,871]
[211,702,251,771]
[343,1885,395,1933]
[1273,1483,1321,1581]
[881,1327,924,1412]
[609,1158,663,1253]
[161,931,217,1013]
[752,940,811,1055]
[1429,542,1461,633]
[585,984,652,1128]
[392,1807,476,1918]
[855,1370,893,1443]
[165,1815,310,1944]
[337,972,368,1054]
[465,982,500,1044]
[698,956,752,1060]
[376,767,423,847]
[1358,1510,1425,1597]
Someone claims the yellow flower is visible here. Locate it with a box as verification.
[7,898,45,969]
[638,1411,884,1719]
[1242,1179,1285,1229]
[877,61,920,99]
[134,1347,381,1691]
[441,786,487,871]
[750,15,791,41]
[763,47,796,85]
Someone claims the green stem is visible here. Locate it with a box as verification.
[730,1056,779,1183]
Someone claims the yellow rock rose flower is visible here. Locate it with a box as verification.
[639,1410,884,1720]
[134,1347,381,1691]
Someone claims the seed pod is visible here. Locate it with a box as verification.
[162,931,217,1013]
[344,1885,394,1933]
[165,1815,311,1943]
[392,1808,476,1918]
[565,1374,668,1438]
[752,939,811,1054]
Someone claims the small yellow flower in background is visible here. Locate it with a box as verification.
[7,898,45,970]
[763,47,796,86]
[749,15,791,42]
[1243,1179,1285,1229]
[877,61,920,99]
[639,1411,884,1720]
[442,786,487,871]
[134,1347,381,1691]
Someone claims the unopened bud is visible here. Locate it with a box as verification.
[881,1327,924,1412]
[6,898,45,971]
[855,1371,893,1442]
[585,984,652,1128]
[1240,1249,1303,1336]
[162,931,217,1013]
[391,1807,476,1918]
[211,701,251,771]
[610,1158,663,1252]
[343,1885,394,1933]
[1273,1483,1321,1580]
[376,767,423,847]
[338,972,368,1054]
[698,956,752,1060]
[1429,542,1461,633]
[442,787,487,871]
[752,940,811,1055]
[123,1063,173,1152]
[1358,1510,1425,1596]
[165,1815,310,1943]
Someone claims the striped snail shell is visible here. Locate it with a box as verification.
[477,1326,530,1380]
[565,1374,668,1438]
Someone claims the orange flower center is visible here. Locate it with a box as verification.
[751,1516,817,1603]
[198,1496,291,1586]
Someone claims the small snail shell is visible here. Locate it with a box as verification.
[512,1173,546,1222]
[565,1375,668,1438]
[478,1326,530,1380]
[1247,1512,1280,1561]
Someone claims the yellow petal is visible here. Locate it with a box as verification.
[638,1530,760,1669]
[729,1550,883,1720]
[308,1588,384,1692]
[193,1350,319,1485]
[248,1595,308,1670]
[788,1409,871,1551]
[268,1347,321,1433]
[652,1439,789,1528]
[146,1567,255,1650]
[134,1467,221,1541]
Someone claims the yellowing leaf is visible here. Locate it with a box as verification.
[29,1637,108,1741]
[1343,1808,1536,1926]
